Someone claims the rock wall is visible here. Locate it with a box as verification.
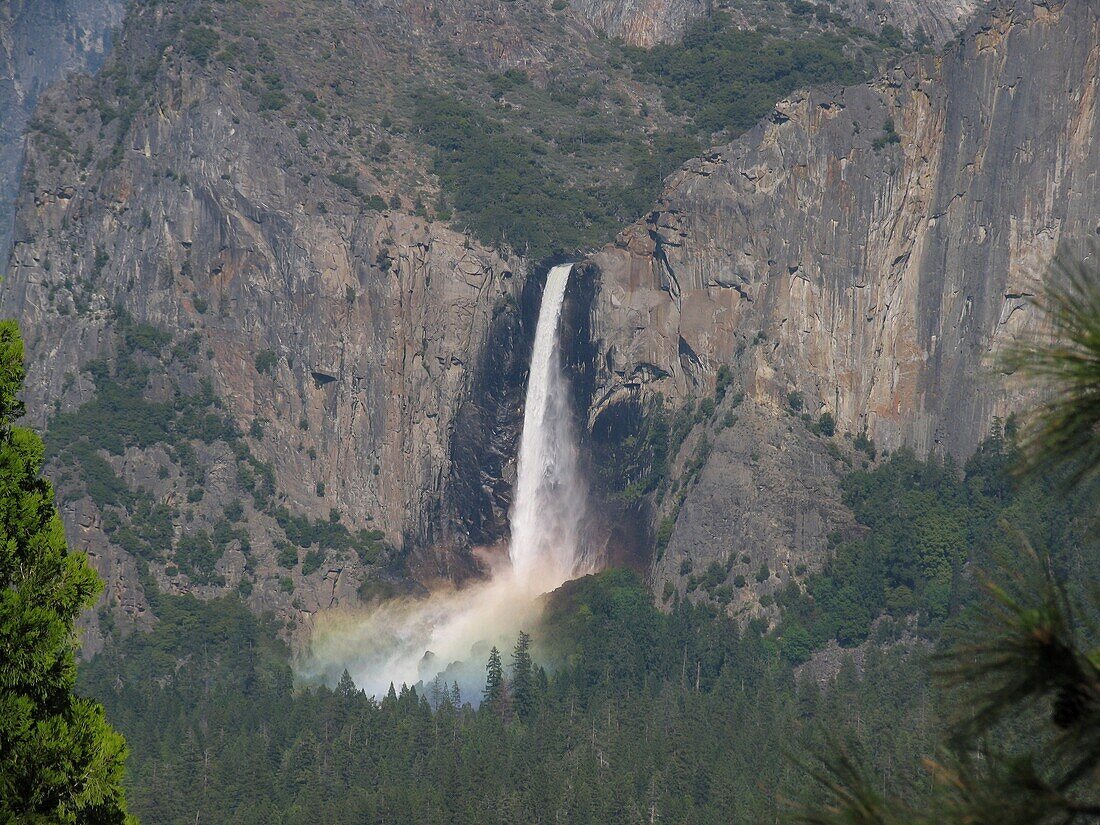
[583,0,1100,612]
[569,0,982,47]
[1,1,526,646]
[0,0,126,278]
[570,0,707,46]
[2,0,1089,640]
[830,0,982,45]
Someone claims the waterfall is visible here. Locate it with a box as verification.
[509,263,588,590]
[303,263,592,697]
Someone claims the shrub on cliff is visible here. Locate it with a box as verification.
[630,15,866,137]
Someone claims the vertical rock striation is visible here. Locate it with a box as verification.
[569,0,707,46]
[590,0,1098,457]
[570,0,981,47]
[831,0,982,45]
[1,1,525,643]
[584,0,1100,610]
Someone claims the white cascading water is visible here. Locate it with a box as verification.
[302,263,592,697]
[508,263,588,590]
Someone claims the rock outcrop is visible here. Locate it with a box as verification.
[583,0,1100,611]
[830,0,982,45]
[570,0,707,46]
[1,0,527,646]
[571,0,982,47]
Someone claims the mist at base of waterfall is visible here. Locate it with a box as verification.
[299,552,586,701]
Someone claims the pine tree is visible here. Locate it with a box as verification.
[0,321,132,822]
[1003,248,1100,487]
[483,645,509,719]
[429,674,446,709]
[511,630,535,721]
[337,669,357,699]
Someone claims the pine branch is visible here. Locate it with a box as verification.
[1000,244,1100,491]
[934,542,1099,744]
[792,744,924,825]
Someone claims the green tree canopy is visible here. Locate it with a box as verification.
[0,320,132,823]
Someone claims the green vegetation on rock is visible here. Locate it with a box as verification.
[412,91,695,260]
[777,419,1098,653]
[43,309,381,592]
[629,14,868,137]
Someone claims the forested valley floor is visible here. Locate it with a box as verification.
[81,429,1098,824]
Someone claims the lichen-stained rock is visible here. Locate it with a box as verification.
[586,0,1100,607]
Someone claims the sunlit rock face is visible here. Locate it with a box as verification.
[583,0,1100,610]
[3,98,522,644]
[831,0,982,45]
[589,0,1097,457]
[1,1,526,648]
[570,0,980,48]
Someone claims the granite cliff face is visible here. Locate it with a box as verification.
[2,0,1085,643]
[2,0,532,648]
[570,0,981,48]
[570,0,706,46]
[0,0,126,277]
[830,0,981,45]
[582,0,1100,614]
[6,0,758,646]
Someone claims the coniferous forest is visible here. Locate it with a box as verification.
[76,430,1098,824]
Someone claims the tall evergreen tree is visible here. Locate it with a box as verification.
[483,646,508,719]
[511,631,535,721]
[0,321,132,823]
[337,669,357,700]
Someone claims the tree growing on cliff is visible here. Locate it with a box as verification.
[0,321,132,823]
